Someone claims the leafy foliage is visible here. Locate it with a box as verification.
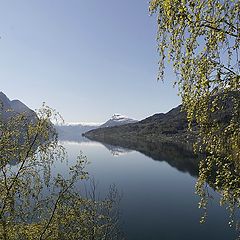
[0,104,123,240]
[150,0,240,234]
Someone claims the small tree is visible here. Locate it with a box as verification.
[150,0,240,231]
[0,104,123,240]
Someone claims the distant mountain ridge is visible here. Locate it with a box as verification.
[83,91,239,150]
[0,92,36,120]
[56,114,137,142]
[83,105,191,146]
[55,123,99,142]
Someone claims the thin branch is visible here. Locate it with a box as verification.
[202,24,238,38]
[223,20,238,31]
[39,193,61,240]
[0,132,38,218]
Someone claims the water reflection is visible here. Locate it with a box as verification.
[54,133,239,239]
[83,134,240,239]
[61,139,237,240]
[101,144,133,157]
[84,136,199,177]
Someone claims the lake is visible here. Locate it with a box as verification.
[55,138,237,240]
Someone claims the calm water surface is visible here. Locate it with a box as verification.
[55,139,236,240]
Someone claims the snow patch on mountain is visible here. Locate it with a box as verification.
[110,114,132,121]
[100,114,138,128]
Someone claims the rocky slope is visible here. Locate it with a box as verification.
[0,91,36,121]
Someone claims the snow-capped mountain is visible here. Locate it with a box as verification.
[56,114,137,141]
[100,114,138,128]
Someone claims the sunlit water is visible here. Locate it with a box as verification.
[53,139,236,240]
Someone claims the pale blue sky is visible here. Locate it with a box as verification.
[0,0,180,122]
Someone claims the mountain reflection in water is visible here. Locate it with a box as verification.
[82,135,199,177]
[60,137,237,240]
